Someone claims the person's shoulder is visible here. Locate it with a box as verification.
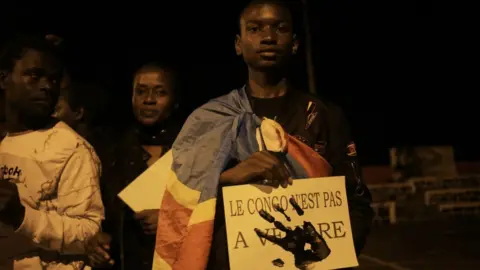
[50,121,89,145]
[188,88,243,120]
[48,121,98,158]
[200,88,241,108]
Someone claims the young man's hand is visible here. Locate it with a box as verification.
[220,151,292,188]
[0,181,25,229]
[86,232,114,268]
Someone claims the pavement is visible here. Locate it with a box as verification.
[356,218,480,270]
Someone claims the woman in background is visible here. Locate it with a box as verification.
[84,61,187,270]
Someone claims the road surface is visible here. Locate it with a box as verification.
[357,218,480,269]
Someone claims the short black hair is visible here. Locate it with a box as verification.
[238,0,302,35]
[64,80,107,126]
[0,34,63,73]
[133,61,179,82]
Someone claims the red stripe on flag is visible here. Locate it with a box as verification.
[155,190,193,267]
[287,135,332,177]
[171,219,214,270]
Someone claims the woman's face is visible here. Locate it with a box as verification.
[132,67,175,127]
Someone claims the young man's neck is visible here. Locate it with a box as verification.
[5,109,29,133]
[0,122,7,138]
[247,68,288,98]
[5,106,54,134]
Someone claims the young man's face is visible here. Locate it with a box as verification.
[235,3,299,70]
[132,67,176,127]
[1,49,62,127]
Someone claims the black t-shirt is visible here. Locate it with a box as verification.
[249,94,289,120]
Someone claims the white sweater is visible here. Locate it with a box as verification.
[0,121,104,269]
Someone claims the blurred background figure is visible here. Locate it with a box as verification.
[53,74,108,146]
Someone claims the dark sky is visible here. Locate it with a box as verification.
[1,1,476,165]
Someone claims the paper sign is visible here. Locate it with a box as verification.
[222,176,358,270]
[118,150,173,212]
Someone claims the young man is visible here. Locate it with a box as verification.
[153,1,373,270]
[0,36,104,269]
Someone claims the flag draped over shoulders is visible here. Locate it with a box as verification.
[153,87,332,270]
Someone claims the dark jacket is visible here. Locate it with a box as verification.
[94,117,184,270]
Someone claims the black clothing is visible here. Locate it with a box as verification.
[93,116,184,270]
